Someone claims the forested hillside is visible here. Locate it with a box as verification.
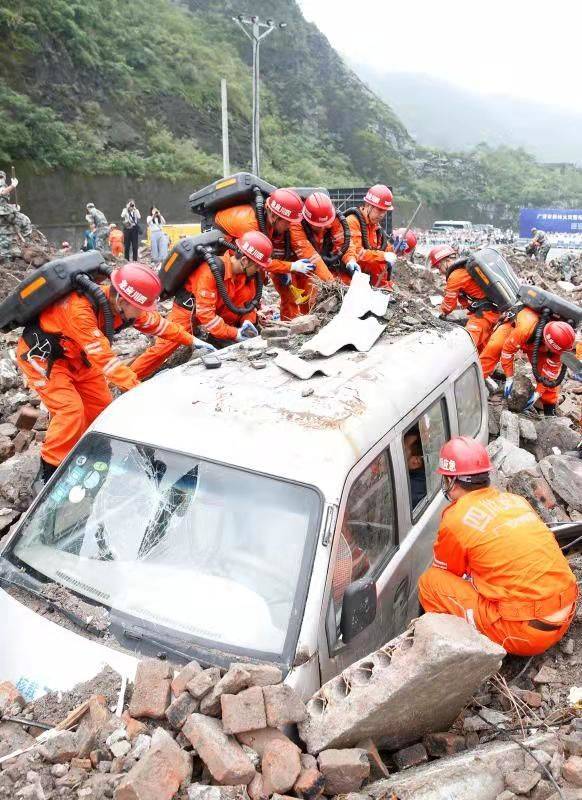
[2,0,582,218]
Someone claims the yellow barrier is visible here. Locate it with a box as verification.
[147,223,201,249]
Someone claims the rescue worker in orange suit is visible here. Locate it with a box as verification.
[429,245,500,353]
[214,188,315,321]
[345,185,398,289]
[108,224,124,257]
[418,436,577,656]
[291,193,358,297]
[479,312,576,414]
[17,263,199,482]
[131,231,273,379]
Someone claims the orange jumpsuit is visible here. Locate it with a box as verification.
[131,251,258,379]
[418,486,577,656]
[108,229,124,257]
[17,287,193,467]
[215,205,300,320]
[479,307,563,406]
[289,220,356,306]
[344,210,393,288]
[441,267,499,353]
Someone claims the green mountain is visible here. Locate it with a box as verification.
[2,0,582,224]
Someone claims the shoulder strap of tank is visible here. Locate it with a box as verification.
[445,257,469,280]
[301,219,317,247]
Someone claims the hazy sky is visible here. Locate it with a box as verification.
[298,0,582,113]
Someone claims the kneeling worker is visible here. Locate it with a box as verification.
[418,436,577,656]
[17,262,199,481]
[131,231,272,378]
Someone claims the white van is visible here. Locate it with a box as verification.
[432,220,473,231]
[0,325,487,701]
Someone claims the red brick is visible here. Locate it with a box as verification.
[423,732,467,758]
[200,665,252,717]
[512,688,543,708]
[182,713,256,786]
[244,664,283,688]
[262,739,302,795]
[114,728,191,800]
[222,687,267,735]
[187,667,221,700]
[248,772,269,800]
[13,430,33,453]
[129,659,172,720]
[393,743,428,771]
[171,660,202,696]
[165,691,199,730]
[563,755,582,787]
[236,728,300,758]
[0,681,24,714]
[70,758,92,770]
[121,711,148,741]
[293,765,325,799]
[262,685,307,728]
[356,738,390,778]
[15,405,39,431]
[318,749,370,795]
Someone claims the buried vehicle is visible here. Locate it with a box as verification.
[0,324,487,700]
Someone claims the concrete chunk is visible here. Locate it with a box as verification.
[500,410,520,446]
[540,454,582,512]
[182,713,256,786]
[504,769,540,794]
[298,613,505,754]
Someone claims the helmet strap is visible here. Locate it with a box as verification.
[442,475,456,501]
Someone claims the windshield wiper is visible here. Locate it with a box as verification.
[0,573,107,638]
[121,624,216,668]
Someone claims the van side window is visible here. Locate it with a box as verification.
[404,398,450,516]
[331,449,396,615]
[455,365,482,437]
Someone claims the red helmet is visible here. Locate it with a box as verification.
[393,228,418,254]
[266,188,303,223]
[235,230,273,267]
[364,184,394,212]
[437,436,492,477]
[303,192,336,228]
[428,244,456,267]
[543,321,576,353]
[111,262,161,312]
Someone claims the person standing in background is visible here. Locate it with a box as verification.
[108,223,124,257]
[85,203,109,251]
[121,199,141,261]
[147,206,167,267]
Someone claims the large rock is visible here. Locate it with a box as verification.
[298,614,504,755]
[539,454,582,512]
[487,438,536,478]
[0,445,41,511]
[499,411,520,447]
[506,373,534,413]
[0,359,21,392]
[534,418,580,461]
[505,469,557,523]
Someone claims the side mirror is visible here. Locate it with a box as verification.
[340,578,377,644]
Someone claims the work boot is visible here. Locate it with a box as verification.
[543,404,557,417]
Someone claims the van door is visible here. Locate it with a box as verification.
[319,437,414,682]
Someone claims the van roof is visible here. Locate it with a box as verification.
[94,326,475,503]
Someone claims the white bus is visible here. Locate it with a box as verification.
[432,220,473,231]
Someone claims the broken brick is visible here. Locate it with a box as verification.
[392,743,428,771]
[38,731,80,764]
[172,660,203,696]
[129,659,172,720]
[262,684,307,728]
[236,728,300,758]
[221,687,267,735]
[356,738,390,778]
[533,665,561,685]
[512,688,543,708]
[70,758,92,771]
[563,756,582,787]
[114,727,191,800]
[244,664,283,688]
[200,665,252,717]
[293,764,325,800]
[13,430,33,453]
[505,770,541,794]
[122,711,148,741]
[318,749,370,794]
[182,713,256,786]
[187,668,221,701]
[165,691,199,730]
[0,681,24,714]
[423,732,466,758]
[15,405,39,431]
[248,772,268,800]
[262,738,302,795]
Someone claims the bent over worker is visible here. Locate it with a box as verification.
[131,231,273,379]
[214,188,315,321]
[479,309,576,414]
[418,436,577,656]
[429,245,500,353]
[345,185,397,289]
[17,263,198,482]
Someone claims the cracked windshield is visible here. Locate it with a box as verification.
[10,433,321,659]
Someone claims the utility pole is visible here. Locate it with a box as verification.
[221,78,230,177]
[232,14,287,177]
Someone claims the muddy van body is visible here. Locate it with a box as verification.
[0,325,487,701]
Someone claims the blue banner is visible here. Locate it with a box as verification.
[520,208,582,238]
